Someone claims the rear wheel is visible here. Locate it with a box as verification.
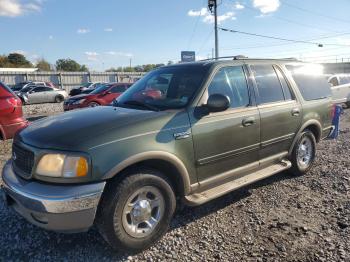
[55,95,64,103]
[346,101,350,108]
[290,130,316,176]
[97,168,176,253]
[88,102,100,107]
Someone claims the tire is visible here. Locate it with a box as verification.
[97,168,176,253]
[346,101,350,108]
[88,102,100,107]
[55,95,63,103]
[290,130,316,176]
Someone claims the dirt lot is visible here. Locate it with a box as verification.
[0,104,349,261]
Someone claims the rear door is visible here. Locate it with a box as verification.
[248,63,302,162]
[190,64,261,183]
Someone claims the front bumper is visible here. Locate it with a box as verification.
[2,160,105,233]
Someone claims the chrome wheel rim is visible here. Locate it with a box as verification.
[121,186,165,238]
[297,136,313,169]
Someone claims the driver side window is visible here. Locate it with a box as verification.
[208,66,250,109]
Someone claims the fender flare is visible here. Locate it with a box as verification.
[288,120,322,156]
[102,151,192,195]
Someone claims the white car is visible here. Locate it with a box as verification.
[328,74,350,107]
[18,86,68,104]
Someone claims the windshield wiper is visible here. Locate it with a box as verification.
[122,100,160,111]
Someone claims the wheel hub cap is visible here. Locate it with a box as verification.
[120,186,165,238]
[297,136,313,169]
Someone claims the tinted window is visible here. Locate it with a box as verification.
[208,66,250,108]
[91,84,113,94]
[110,85,127,93]
[251,65,285,104]
[275,67,293,101]
[286,64,331,101]
[43,87,53,91]
[32,86,47,92]
[117,66,207,110]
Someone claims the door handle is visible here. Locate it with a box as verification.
[242,117,256,127]
[291,108,300,116]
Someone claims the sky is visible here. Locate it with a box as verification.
[1,0,350,71]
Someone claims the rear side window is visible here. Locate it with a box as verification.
[110,85,127,93]
[286,64,331,101]
[275,67,293,101]
[251,65,285,104]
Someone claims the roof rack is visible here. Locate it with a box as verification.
[199,56,299,62]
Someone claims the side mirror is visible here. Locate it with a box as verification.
[205,94,230,113]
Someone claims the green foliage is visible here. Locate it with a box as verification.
[0,53,33,68]
[7,53,33,67]
[36,59,51,71]
[55,59,88,72]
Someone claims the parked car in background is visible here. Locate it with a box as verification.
[17,85,68,104]
[2,59,334,252]
[328,74,350,107]
[11,81,55,93]
[0,82,28,140]
[64,82,132,111]
[69,82,105,96]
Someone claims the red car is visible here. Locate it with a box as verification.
[64,83,132,111]
[0,82,28,140]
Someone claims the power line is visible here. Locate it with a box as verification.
[280,0,350,25]
[187,0,206,50]
[219,27,324,47]
[219,27,350,48]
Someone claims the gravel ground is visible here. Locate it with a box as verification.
[0,105,349,261]
[22,102,64,119]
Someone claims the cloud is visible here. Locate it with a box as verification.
[105,51,133,57]
[104,28,113,32]
[188,7,236,24]
[77,28,90,34]
[253,0,280,14]
[48,35,53,40]
[0,0,42,17]
[85,51,99,61]
[188,7,208,17]
[234,3,245,10]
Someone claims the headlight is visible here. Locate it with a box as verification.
[36,154,89,178]
[72,99,86,105]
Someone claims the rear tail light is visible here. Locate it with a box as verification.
[6,97,18,107]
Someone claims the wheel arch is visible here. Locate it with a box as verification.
[288,120,322,156]
[102,151,192,196]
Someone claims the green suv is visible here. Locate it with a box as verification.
[2,58,334,252]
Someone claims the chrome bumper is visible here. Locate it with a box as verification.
[2,160,106,233]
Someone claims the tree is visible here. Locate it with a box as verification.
[36,59,51,71]
[7,53,32,68]
[80,65,89,72]
[56,58,87,72]
[0,55,10,67]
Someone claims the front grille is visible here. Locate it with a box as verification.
[12,143,34,179]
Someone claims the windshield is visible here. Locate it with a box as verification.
[90,84,113,94]
[116,66,207,110]
[82,82,92,88]
[21,86,33,93]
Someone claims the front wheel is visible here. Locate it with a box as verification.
[97,169,176,253]
[290,130,316,176]
[88,102,100,107]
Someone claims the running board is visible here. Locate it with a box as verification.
[185,160,291,206]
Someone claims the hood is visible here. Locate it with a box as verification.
[17,106,180,151]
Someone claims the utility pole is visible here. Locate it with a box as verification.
[208,0,219,59]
